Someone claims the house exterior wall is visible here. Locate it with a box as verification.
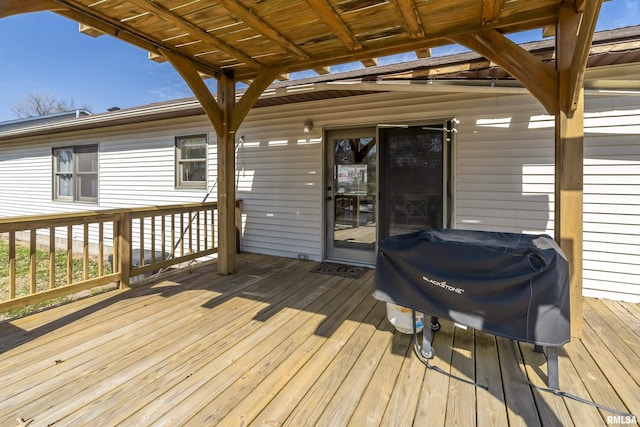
[0,116,217,215]
[583,96,640,302]
[454,93,640,302]
[0,90,639,301]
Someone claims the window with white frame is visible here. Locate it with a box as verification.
[176,134,207,189]
[53,145,98,203]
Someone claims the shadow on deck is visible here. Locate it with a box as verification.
[0,253,638,426]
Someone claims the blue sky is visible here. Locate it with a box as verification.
[1,1,639,122]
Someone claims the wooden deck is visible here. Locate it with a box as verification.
[1,253,638,427]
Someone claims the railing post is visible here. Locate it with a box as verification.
[118,211,132,289]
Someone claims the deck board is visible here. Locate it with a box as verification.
[445,326,477,426]
[0,253,638,427]
[475,331,509,427]
[413,320,454,427]
[520,344,574,427]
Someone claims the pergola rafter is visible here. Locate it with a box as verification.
[393,0,425,39]
[126,0,263,70]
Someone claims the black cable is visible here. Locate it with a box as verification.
[508,341,637,419]
[411,310,488,390]
[410,313,636,418]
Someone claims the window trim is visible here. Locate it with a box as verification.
[52,144,99,204]
[175,134,208,189]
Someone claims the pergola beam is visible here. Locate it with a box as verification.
[305,0,363,51]
[451,29,559,114]
[416,48,431,58]
[126,0,263,70]
[231,68,287,131]
[218,0,310,60]
[47,1,221,79]
[0,0,64,18]
[558,0,602,115]
[233,8,557,80]
[481,0,504,25]
[161,48,223,136]
[394,0,425,38]
[361,58,378,67]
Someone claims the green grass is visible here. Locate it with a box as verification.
[0,236,114,320]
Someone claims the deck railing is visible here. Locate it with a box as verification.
[0,201,240,315]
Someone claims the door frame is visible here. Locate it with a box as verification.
[324,126,378,265]
[323,119,455,265]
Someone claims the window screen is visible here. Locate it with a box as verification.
[53,145,98,203]
[176,135,207,189]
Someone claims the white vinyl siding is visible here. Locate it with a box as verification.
[454,95,555,235]
[0,146,54,217]
[454,93,640,302]
[582,97,640,302]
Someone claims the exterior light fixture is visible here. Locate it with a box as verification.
[303,120,313,133]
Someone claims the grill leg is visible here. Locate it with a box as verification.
[421,320,434,359]
[547,346,559,390]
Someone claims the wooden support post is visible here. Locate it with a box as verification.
[118,212,132,288]
[554,0,601,338]
[555,89,584,339]
[163,44,285,274]
[217,74,237,274]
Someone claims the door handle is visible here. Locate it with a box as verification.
[327,196,332,201]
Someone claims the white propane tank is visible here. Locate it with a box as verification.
[386,303,423,334]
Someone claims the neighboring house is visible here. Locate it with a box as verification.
[0,109,92,132]
[1,27,640,303]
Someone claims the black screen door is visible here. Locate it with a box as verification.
[379,124,448,238]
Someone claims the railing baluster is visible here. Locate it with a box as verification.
[196,210,201,253]
[98,222,104,276]
[211,208,218,248]
[30,229,36,295]
[151,216,156,264]
[112,218,119,276]
[180,213,184,257]
[49,227,55,289]
[161,215,166,260]
[139,217,145,267]
[203,209,208,250]
[171,214,176,259]
[188,211,193,254]
[67,226,73,285]
[9,231,15,300]
[83,223,89,281]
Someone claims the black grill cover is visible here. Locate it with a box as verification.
[373,228,570,346]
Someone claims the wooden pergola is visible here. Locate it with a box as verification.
[1,0,603,337]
